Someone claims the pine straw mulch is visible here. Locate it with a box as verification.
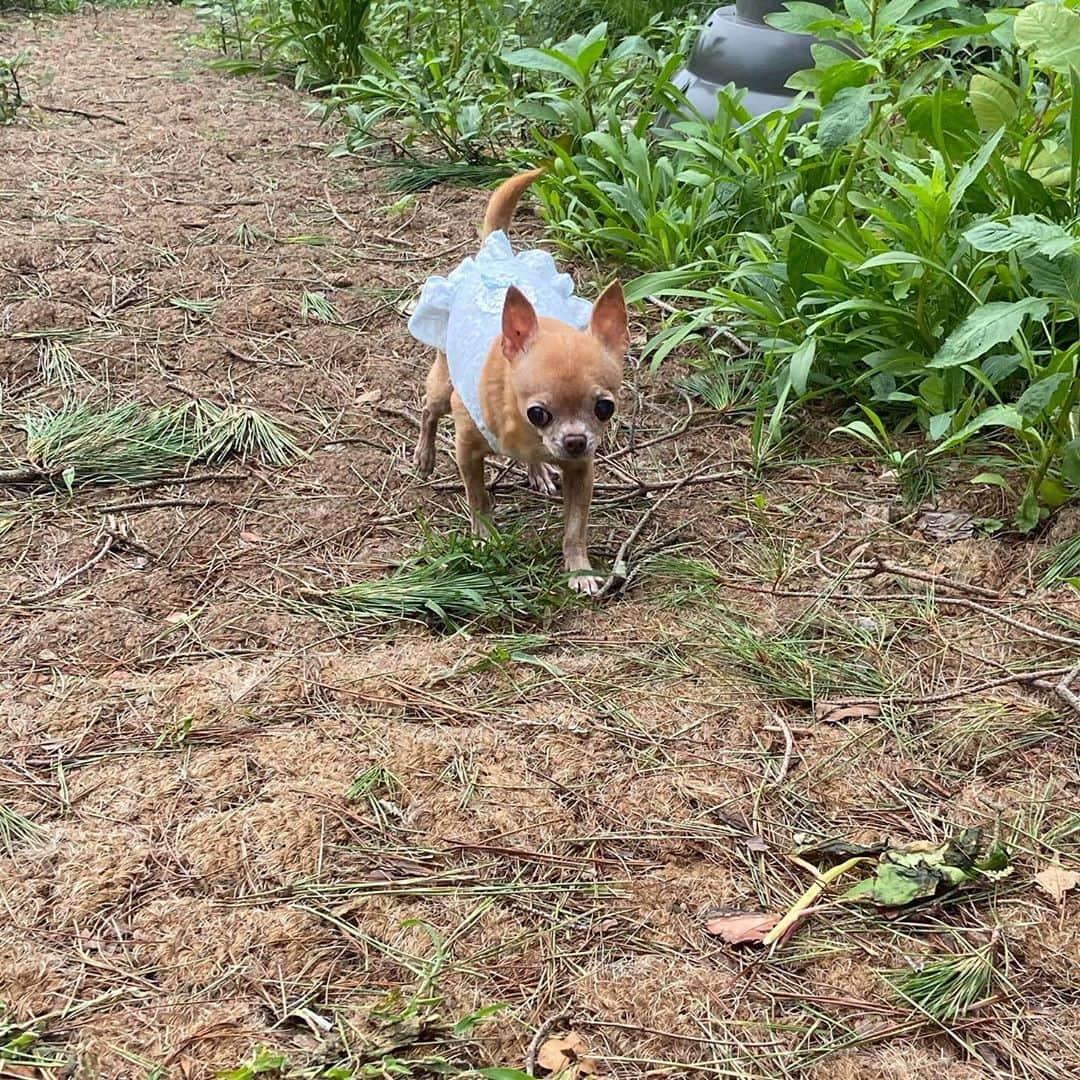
[1,7,1079,1080]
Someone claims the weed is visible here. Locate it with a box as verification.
[0,52,26,124]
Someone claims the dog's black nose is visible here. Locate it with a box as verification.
[563,434,588,457]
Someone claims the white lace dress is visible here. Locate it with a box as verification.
[408,229,593,453]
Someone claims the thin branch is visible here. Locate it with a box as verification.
[37,102,126,125]
[14,530,117,605]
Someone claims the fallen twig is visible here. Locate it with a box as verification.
[836,666,1077,709]
[1033,665,1080,717]
[14,527,118,605]
[38,102,126,125]
[858,555,1004,600]
[597,471,698,598]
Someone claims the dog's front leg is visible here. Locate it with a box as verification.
[560,459,601,595]
[455,424,492,537]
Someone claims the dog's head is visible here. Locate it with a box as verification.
[499,282,629,461]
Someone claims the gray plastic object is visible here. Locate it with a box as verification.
[663,0,828,123]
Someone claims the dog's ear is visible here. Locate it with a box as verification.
[590,281,629,357]
[501,286,539,360]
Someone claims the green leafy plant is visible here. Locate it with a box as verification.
[195,0,372,85]
[0,52,26,123]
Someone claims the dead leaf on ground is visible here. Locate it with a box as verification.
[238,530,265,543]
[1035,863,1080,904]
[914,509,976,541]
[814,700,881,723]
[537,1031,598,1077]
[703,909,781,945]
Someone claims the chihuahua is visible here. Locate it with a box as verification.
[408,168,629,594]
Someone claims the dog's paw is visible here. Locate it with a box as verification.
[527,462,560,496]
[568,571,604,597]
[413,441,435,478]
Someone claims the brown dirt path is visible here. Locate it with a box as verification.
[2,7,1079,1080]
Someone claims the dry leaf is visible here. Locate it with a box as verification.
[914,509,976,541]
[703,909,781,945]
[537,1032,598,1077]
[239,530,264,543]
[1035,863,1080,904]
[815,700,880,723]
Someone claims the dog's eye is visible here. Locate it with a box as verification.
[527,405,552,428]
[594,398,615,421]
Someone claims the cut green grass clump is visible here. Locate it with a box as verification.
[1,399,302,489]
[186,400,303,468]
[14,401,199,487]
[885,939,1000,1022]
[296,527,578,633]
[379,159,513,194]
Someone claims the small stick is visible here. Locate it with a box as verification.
[525,1010,573,1077]
[1033,665,1080,717]
[87,497,231,513]
[15,529,117,605]
[37,102,126,125]
[323,183,357,233]
[0,466,61,485]
[835,666,1076,709]
[597,469,700,598]
[857,555,1004,600]
[767,713,794,787]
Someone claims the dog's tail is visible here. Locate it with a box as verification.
[481,166,547,239]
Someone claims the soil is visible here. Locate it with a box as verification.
[1,7,1079,1080]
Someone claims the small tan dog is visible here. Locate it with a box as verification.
[409,169,629,594]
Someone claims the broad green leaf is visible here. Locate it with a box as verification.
[963,214,1075,257]
[789,338,816,396]
[857,251,930,270]
[1025,252,1080,304]
[765,2,837,35]
[1014,2,1080,74]
[982,352,1023,385]
[931,403,1024,452]
[929,411,954,440]
[1016,372,1072,420]
[930,298,1049,369]
[1023,142,1072,187]
[501,47,583,87]
[971,471,1010,489]
[1062,438,1080,487]
[1040,476,1071,508]
[1071,66,1080,200]
[477,1070,536,1080]
[817,59,877,106]
[969,72,1018,131]
[818,84,875,152]
[1016,487,1046,533]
